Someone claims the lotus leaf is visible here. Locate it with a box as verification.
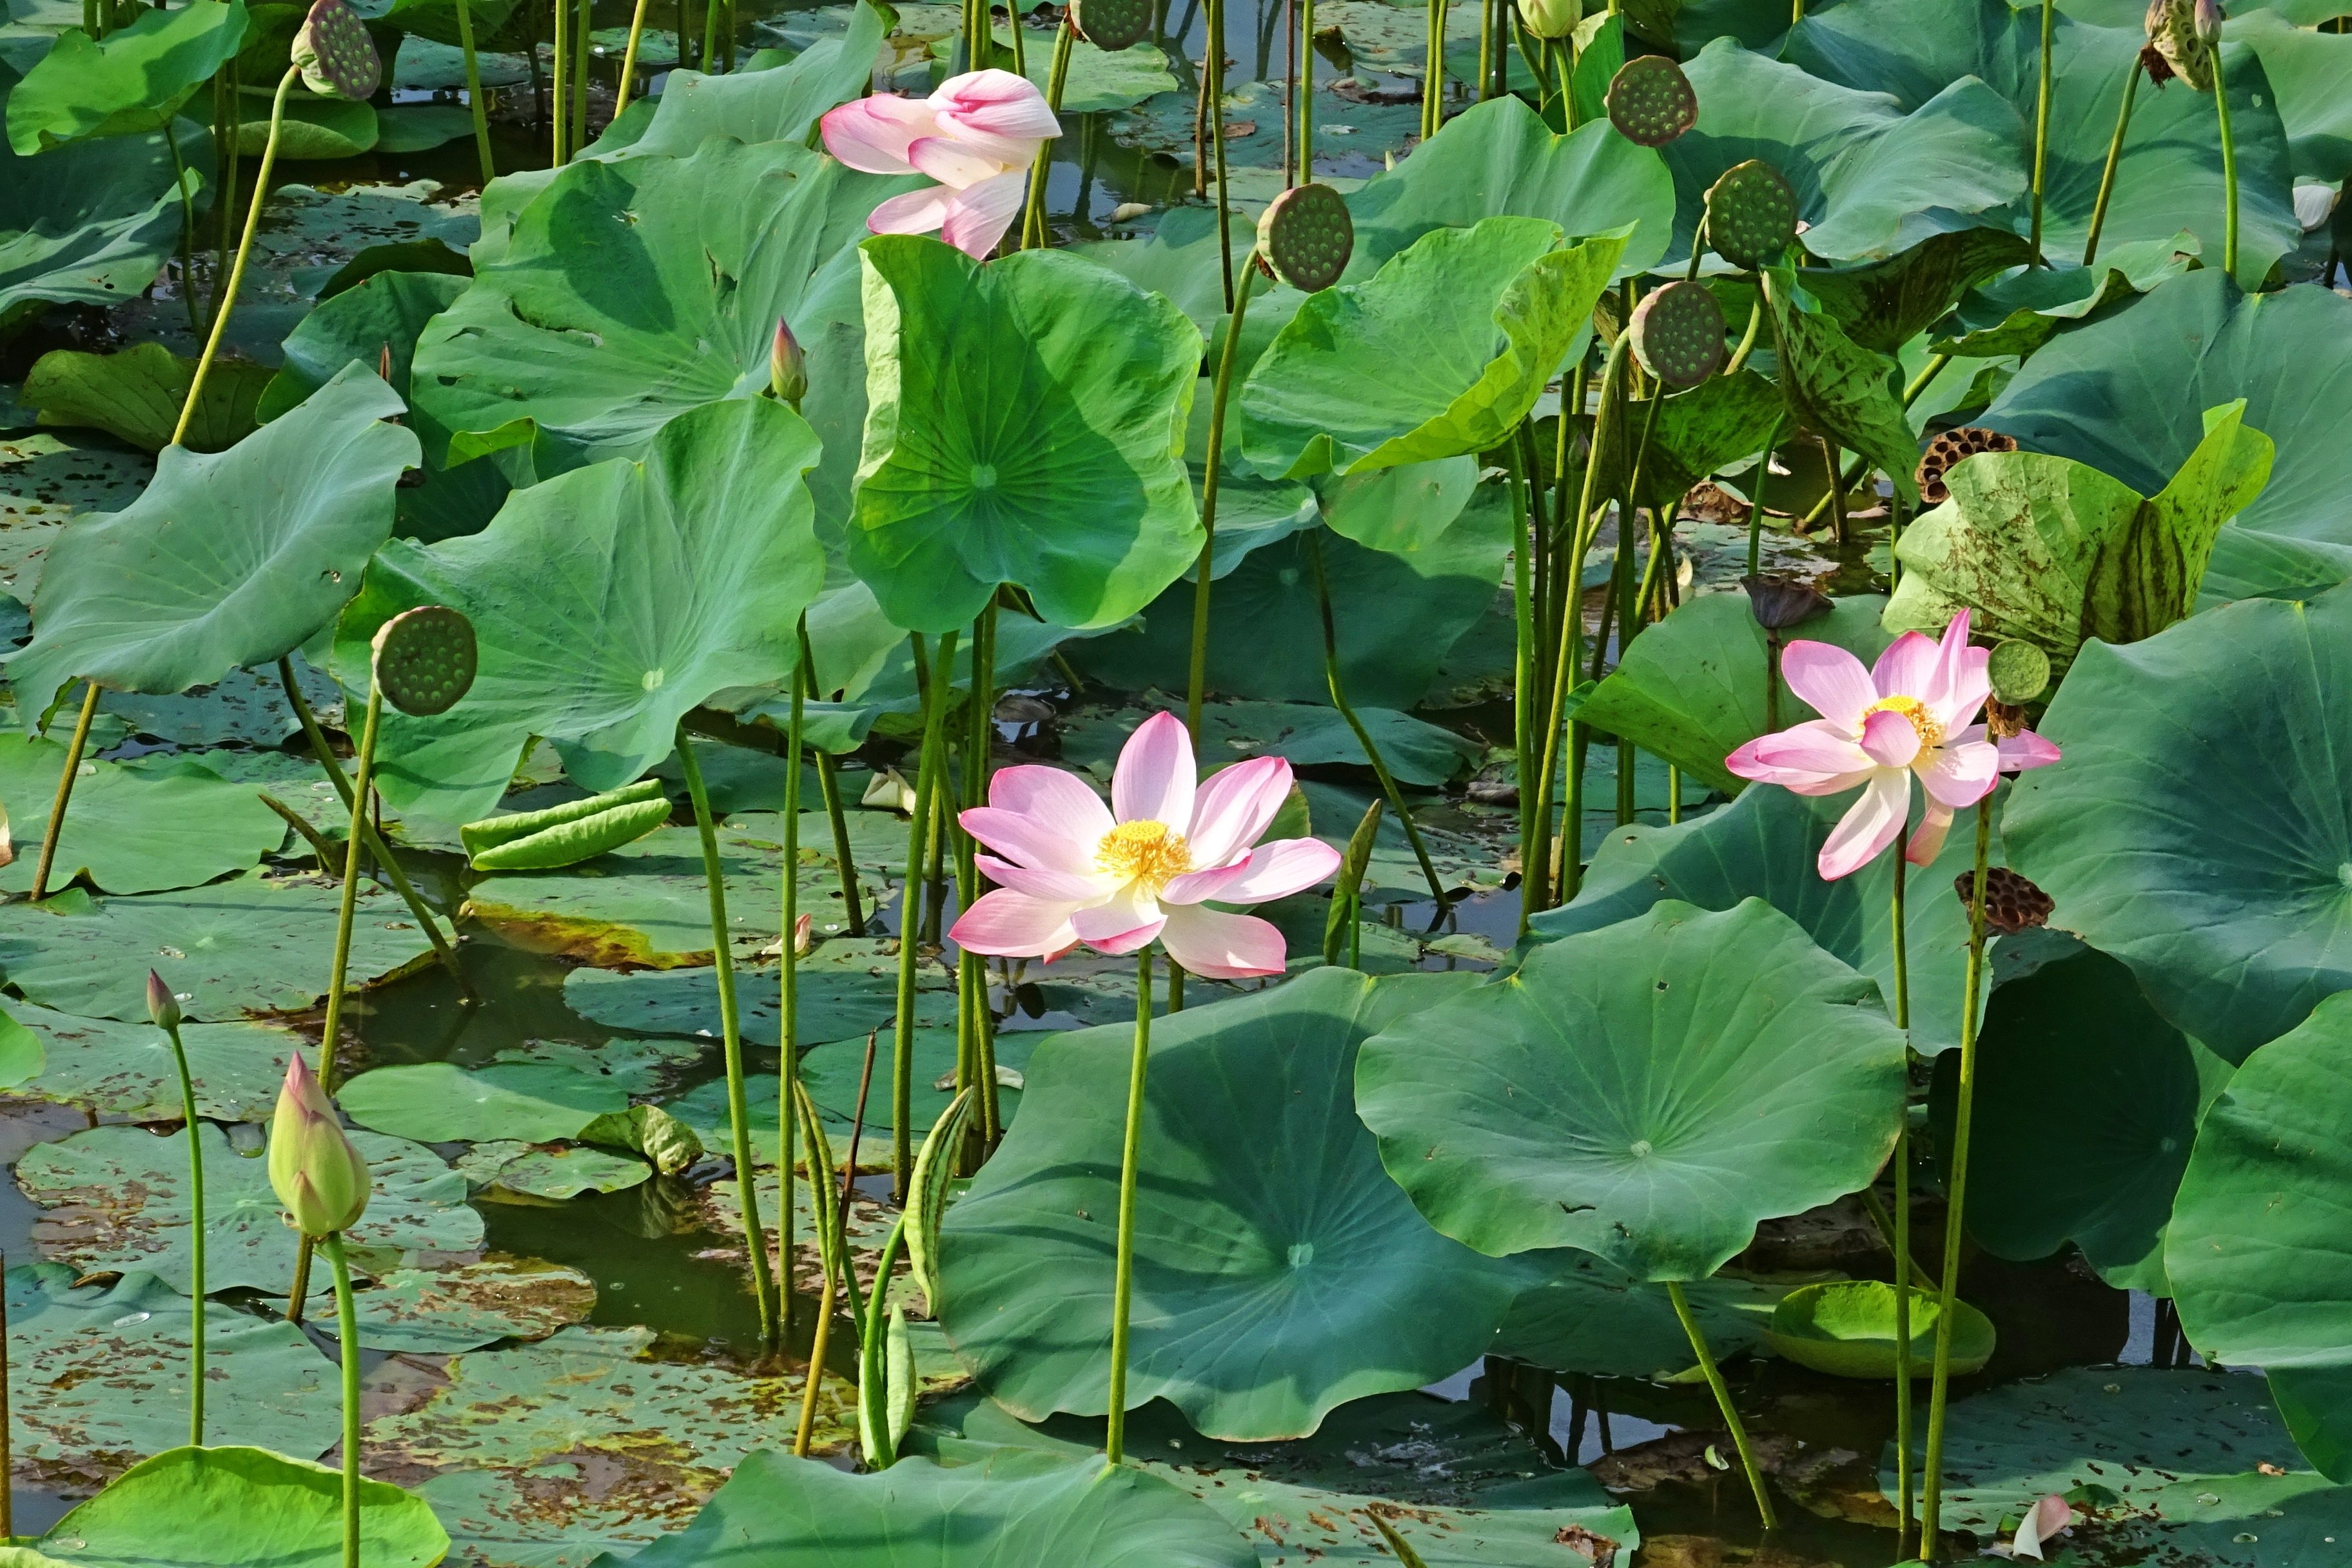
[38,1444,447,1568]
[1931,231,2201,360]
[18,1122,481,1292]
[23,342,269,454]
[2004,586,2352,1061]
[567,954,948,1052]
[1795,229,2039,355]
[0,872,435,1021]
[1765,268,1921,507]
[5,0,246,152]
[1001,27,1175,113]
[1360,899,1908,1277]
[1313,455,1478,555]
[5,364,416,725]
[457,1141,653,1200]
[1764,1279,1994,1380]
[1493,1251,1790,1378]
[4,998,300,1122]
[622,1,887,158]
[1580,369,1787,520]
[941,969,1528,1440]
[230,89,377,159]
[0,737,284,896]
[333,397,823,825]
[0,97,191,328]
[2227,10,2352,186]
[340,1061,631,1144]
[318,1256,597,1353]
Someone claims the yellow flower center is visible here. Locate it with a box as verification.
[1863,694,1945,748]
[1097,819,1193,887]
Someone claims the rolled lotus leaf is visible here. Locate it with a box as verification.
[370,605,475,717]
[462,779,673,870]
[1603,54,1697,148]
[1703,160,1798,271]
[1258,181,1353,294]
[1763,1280,1996,1380]
[291,0,382,101]
[1071,0,1153,53]
[1628,279,1725,389]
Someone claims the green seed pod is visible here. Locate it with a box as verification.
[1629,279,1727,389]
[1257,181,1353,293]
[1987,639,2051,705]
[1071,0,1153,52]
[464,779,674,870]
[1604,54,1698,148]
[291,0,382,101]
[1703,159,1799,271]
[371,605,476,718]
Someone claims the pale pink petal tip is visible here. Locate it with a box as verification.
[939,170,1030,259]
[1816,771,1908,880]
[1112,710,1197,828]
[1780,639,1877,728]
[820,94,939,175]
[1157,905,1289,979]
[948,888,1079,959]
[1998,730,2062,773]
[2012,1495,2072,1561]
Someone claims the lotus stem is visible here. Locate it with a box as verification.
[792,1263,836,1456]
[1667,1278,1778,1527]
[456,0,496,184]
[1509,425,1539,933]
[325,1233,362,1568]
[1304,532,1450,912]
[552,0,567,162]
[162,124,201,337]
[1475,0,1491,101]
[1104,945,1155,1467]
[318,680,383,1097]
[2082,60,2141,267]
[1918,795,1993,1556]
[2028,0,2053,265]
[1744,416,1779,578]
[2213,46,2239,279]
[893,631,958,1200]
[1295,0,1313,182]
[1723,296,1763,376]
[29,679,103,902]
[211,55,240,328]
[1187,256,1261,736]
[698,0,720,75]
[779,619,807,1315]
[1019,19,1073,250]
[613,0,650,115]
[161,1008,206,1446]
[0,1247,12,1542]
[1889,844,1913,1555]
[677,726,780,1345]
[177,64,298,450]
[1421,0,1444,141]
[959,606,1001,1144]
[858,1215,908,1465]
[1209,0,1233,306]
[572,0,592,148]
[796,625,867,936]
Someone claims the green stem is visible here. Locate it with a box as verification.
[779,618,807,1313]
[1420,0,1444,141]
[1187,258,1260,736]
[1104,945,1154,1467]
[614,0,650,117]
[2028,0,2053,265]
[894,631,957,1199]
[164,1016,204,1446]
[1743,415,1779,578]
[1295,0,1313,182]
[163,124,201,337]
[798,625,867,936]
[571,0,591,152]
[455,0,496,184]
[2213,46,2239,279]
[30,680,103,902]
[551,0,567,162]
[1890,845,1913,1555]
[1667,1279,1778,1527]
[210,55,239,329]
[1722,295,1763,377]
[326,1233,361,1568]
[678,728,779,1344]
[176,64,297,450]
[957,607,999,1143]
[2082,59,2141,267]
[1019,20,1073,250]
[1918,797,1993,1557]
[1208,0,1232,306]
[318,681,382,1095]
[1508,424,1539,930]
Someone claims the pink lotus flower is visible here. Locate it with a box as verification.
[948,712,1342,978]
[1725,611,2059,879]
[820,71,1061,259]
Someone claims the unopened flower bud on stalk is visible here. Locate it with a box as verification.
[268,1054,371,1238]
[2193,0,2222,44]
[1518,0,1577,41]
[769,318,807,407]
[146,969,181,1033]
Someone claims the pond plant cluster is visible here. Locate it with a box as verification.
[0,0,2349,1562]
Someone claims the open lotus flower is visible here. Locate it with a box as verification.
[949,711,1342,977]
[1725,611,2059,879]
[820,70,1061,259]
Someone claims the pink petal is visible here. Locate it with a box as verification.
[2012,1495,2072,1561]
[938,170,1029,260]
[1184,756,1295,868]
[1858,707,1922,769]
[1925,611,1991,732]
[988,765,1115,843]
[1818,770,1909,880]
[1112,711,1196,831]
[820,94,940,175]
[1781,640,1877,729]
[948,888,1080,958]
[1917,739,2000,810]
[1071,880,1162,954]
[1997,730,2061,773]
[906,135,1012,190]
[1193,837,1341,905]
[974,852,1110,903]
[1159,861,1254,906]
[930,68,1062,157]
[1906,801,1954,866]
[961,804,1101,876]
[866,185,954,237]
[1727,720,1875,794]
[1157,905,1288,979]
[1870,630,1939,702]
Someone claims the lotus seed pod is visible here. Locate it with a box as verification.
[2143,0,2213,91]
[1986,639,2051,706]
[1740,573,1830,632]
[1258,182,1353,293]
[769,318,807,407]
[146,969,181,1032]
[1628,279,1726,389]
[1704,160,1799,270]
[1603,54,1698,148]
[268,1054,371,1238]
[1518,0,1578,41]
[1916,424,2019,505]
[1071,0,1153,52]
[1957,865,2054,936]
[291,0,382,101]
[372,605,477,717]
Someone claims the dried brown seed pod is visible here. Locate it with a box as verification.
[1916,425,2019,505]
[1955,865,2054,936]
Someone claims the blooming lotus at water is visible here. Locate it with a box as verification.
[1726,611,2059,879]
[820,70,1061,259]
[948,711,1341,977]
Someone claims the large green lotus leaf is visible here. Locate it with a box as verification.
[0,95,190,328]
[1240,219,1622,479]
[17,1122,482,1293]
[1571,591,1891,796]
[940,968,1529,1440]
[2003,587,2352,1061]
[340,1061,629,1144]
[1312,455,1477,555]
[848,237,1202,633]
[1358,899,1908,1279]
[1980,271,2352,605]
[5,364,416,723]
[0,873,435,1021]
[2228,10,2352,185]
[379,0,522,50]
[24,340,268,454]
[1581,370,1788,520]
[2170,992,2352,1480]
[331,397,823,825]
[230,90,377,159]
[623,1,885,157]
[1068,500,1511,710]
[319,1256,596,1355]
[1661,37,2026,264]
[1341,97,1672,279]
[5,0,245,152]
[1765,268,1920,505]
[1885,400,2274,674]
[1931,231,2201,361]
[5,998,300,1122]
[0,736,284,895]
[1493,1250,1790,1378]
[1531,784,1998,1056]
[566,946,949,1051]
[6,1266,340,1484]
[1879,1366,2352,1553]
[1796,228,2039,355]
[1932,940,2232,1293]
[38,1444,448,1568]
[457,1140,652,1200]
[625,1450,1254,1568]
[368,1326,856,1549]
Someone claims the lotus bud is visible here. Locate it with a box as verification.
[268,1054,371,1238]
[794,912,812,955]
[2192,0,2221,45]
[1740,573,1831,632]
[1518,0,1578,41]
[146,969,181,1033]
[769,318,807,408]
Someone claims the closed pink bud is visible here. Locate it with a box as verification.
[146,970,181,1032]
[268,1054,371,1237]
[769,318,807,407]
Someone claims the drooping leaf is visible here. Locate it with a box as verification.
[1765,269,1920,505]
[1764,1279,1995,1380]
[940,969,1530,1441]
[230,87,378,158]
[36,1445,448,1568]
[1930,232,2200,360]
[2228,9,2352,186]
[0,98,192,328]
[1493,1250,1790,1378]
[5,998,300,1122]
[1795,228,2039,355]
[1358,899,1908,1279]
[5,1,246,152]
[24,342,269,454]
[1581,369,1787,520]
[1313,456,1478,555]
